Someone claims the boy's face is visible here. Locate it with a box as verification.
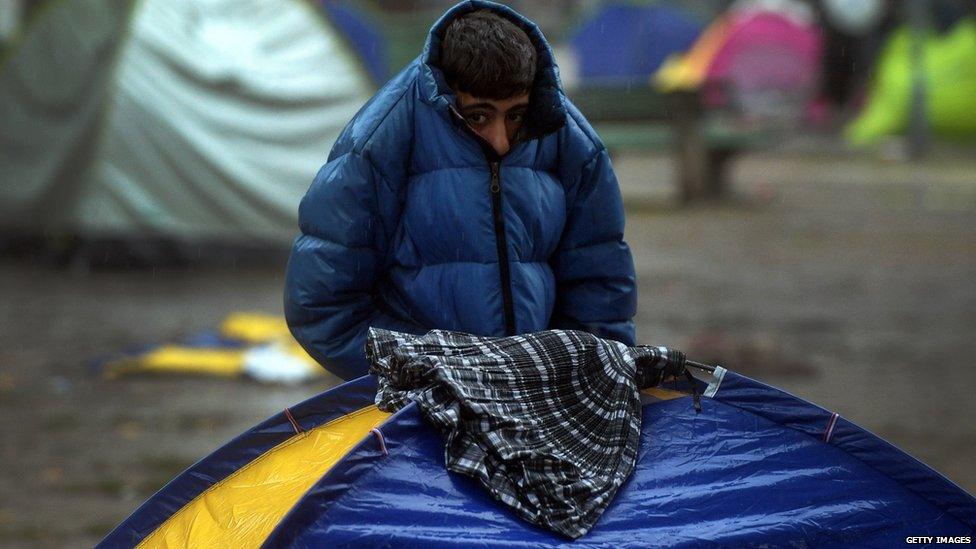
[456,91,530,156]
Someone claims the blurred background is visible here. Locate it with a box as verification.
[1,0,975,546]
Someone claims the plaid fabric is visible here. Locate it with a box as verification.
[366,328,684,539]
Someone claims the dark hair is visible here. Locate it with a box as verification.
[439,9,537,99]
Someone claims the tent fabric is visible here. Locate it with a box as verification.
[571,4,701,86]
[136,403,389,547]
[701,11,821,112]
[98,376,383,548]
[655,14,735,92]
[319,1,389,85]
[655,4,822,118]
[0,0,134,229]
[846,19,976,145]
[100,367,975,547]
[0,0,372,243]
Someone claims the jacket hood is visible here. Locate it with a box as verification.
[418,0,567,139]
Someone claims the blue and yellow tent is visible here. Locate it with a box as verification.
[99,368,975,547]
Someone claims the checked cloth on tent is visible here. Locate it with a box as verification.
[367,328,687,539]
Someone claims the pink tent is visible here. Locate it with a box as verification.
[703,9,822,118]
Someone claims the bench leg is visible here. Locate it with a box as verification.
[675,120,708,203]
[670,91,712,203]
[706,148,735,199]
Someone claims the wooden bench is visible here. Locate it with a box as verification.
[569,86,767,202]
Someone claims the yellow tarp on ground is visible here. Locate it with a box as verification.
[103,312,331,384]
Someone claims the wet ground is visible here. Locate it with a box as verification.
[1,151,975,547]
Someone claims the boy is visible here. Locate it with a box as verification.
[285,1,636,379]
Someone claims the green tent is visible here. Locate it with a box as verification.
[847,19,976,146]
[0,0,372,245]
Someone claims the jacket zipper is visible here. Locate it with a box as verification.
[448,105,517,335]
[489,161,516,335]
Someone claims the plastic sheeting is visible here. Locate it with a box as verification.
[100,368,975,547]
[0,0,372,243]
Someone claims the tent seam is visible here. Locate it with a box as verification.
[280,404,419,531]
[711,378,974,529]
[135,405,380,545]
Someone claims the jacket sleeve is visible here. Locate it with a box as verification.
[548,148,637,345]
[284,151,423,379]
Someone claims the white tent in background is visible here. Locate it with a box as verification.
[0,0,373,245]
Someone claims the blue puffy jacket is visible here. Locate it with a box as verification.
[285,0,637,379]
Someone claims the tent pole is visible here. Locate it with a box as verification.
[907,0,930,159]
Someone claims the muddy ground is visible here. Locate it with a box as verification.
[1,151,974,547]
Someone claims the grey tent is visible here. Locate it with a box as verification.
[0,0,372,246]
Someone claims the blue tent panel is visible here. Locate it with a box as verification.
[571,5,702,85]
[266,372,974,547]
[321,1,389,85]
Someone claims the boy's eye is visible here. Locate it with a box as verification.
[507,113,524,123]
[466,113,489,125]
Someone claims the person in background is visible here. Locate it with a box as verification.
[285,1,636,378]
